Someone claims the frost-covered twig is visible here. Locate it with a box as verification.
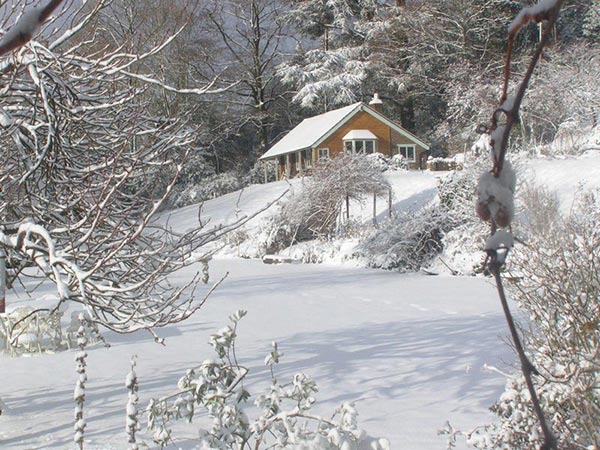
[477,2,566,449]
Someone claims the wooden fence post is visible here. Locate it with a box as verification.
[373,192,377,226]
[346,195,350,220]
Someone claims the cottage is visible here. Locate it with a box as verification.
[260,94,430,180]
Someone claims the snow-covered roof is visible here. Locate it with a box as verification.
[343,130,377,140]
[260,102,430,160]
[260,103,362,159]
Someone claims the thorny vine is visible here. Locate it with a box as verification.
[481,1,566,449]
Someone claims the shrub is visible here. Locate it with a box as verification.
[281,154,390,240]
[171,171,246,208]
[145,311,390,450]
[357,206,449,272]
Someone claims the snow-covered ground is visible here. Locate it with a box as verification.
[520,150,600,212]
[2,151,599,449]
[159,170,440,236]
[0,258,511,450]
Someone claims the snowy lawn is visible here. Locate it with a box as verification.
[160,171,440,236]
[0,258,512,450]
[520,150,600,211]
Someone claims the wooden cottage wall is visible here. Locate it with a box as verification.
[318,111,393,158]
[390,129,429,169]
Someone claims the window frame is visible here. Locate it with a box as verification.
[317,147,330,160]
[303,149,313,169]
[396,144,416,162]
[343,139,377,155]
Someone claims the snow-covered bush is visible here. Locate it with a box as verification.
[280,154,390,240]
[145,311,389,450]
[389,154,409,170]
[171,171,247,208]
[365,152,394,171]
[433,148,490,274]
[246,159,278,185]
[357,206,449,272]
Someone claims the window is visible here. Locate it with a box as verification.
[303,149,313,168]
[344,140,377,155]
[396,145,416,162]
[317,148,330,160]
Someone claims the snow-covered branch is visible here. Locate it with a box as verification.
[0,0,244,334]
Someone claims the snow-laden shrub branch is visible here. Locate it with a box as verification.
[281,154,390,240]
[145,310,390,450]
[126,355,140,450]
[0,0,249,335]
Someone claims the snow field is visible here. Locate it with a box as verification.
[3,153,599,449]
[0,258,511,449]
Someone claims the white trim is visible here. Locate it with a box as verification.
[317,147,330,160]
[344,139,377,155]
[396,144,416,162]
[313,103,430,151]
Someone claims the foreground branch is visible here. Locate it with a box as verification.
[478,2,567,449]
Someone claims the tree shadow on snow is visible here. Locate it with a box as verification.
[260,314,512,413]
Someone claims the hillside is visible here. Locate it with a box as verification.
[2,151,599,449]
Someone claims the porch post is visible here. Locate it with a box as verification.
[285,154,290,178]
[263,162,268,183]
[298,151,303,177]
